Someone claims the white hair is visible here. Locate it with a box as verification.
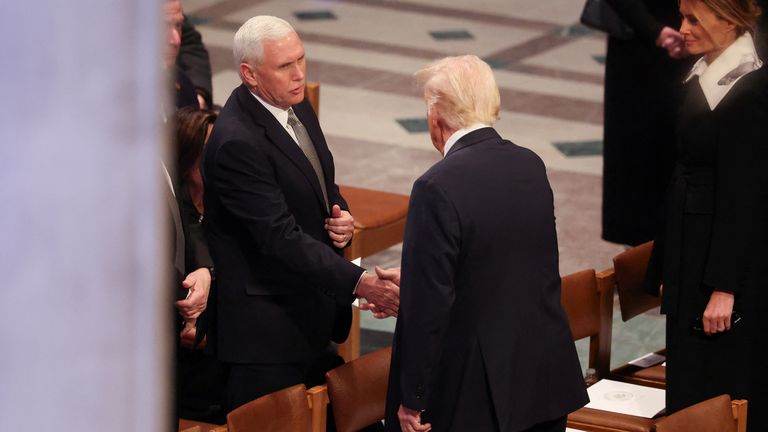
[415,55,500,130]
[233,15,296,65]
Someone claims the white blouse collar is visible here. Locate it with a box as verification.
[684,32,762,110]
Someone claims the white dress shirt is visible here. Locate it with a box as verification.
[443,123,490,157]
[250,90,300,145]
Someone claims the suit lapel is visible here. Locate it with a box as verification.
[236,86,329,213]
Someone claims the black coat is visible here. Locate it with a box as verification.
[385,128,588,432]
[602,0,690,245]
[647,68,768,431]
[177,15,212,107]
[202,85,361,365]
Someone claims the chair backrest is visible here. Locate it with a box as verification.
[178,419,227,432]
[325,346,392,432]
[613,241,659,321]
[305,82,320,117]
[560,269,613,378]
[653,395,740,432]
[226,384,312,432]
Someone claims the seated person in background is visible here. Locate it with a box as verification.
[175,106,217,222]
[378,55,588,432]
[175,106,218,346]
[174,106,226,423]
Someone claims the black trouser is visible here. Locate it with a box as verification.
[522,415,567,432]
[224,347,344,430]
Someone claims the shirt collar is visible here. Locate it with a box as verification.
[250,90,290,127]
[443,123,489,157]
[684,32,762,110]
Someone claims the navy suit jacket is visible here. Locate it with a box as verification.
[202,85,361,364]
[385,128,588,431]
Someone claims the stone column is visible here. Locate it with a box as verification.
[0,0,171,430]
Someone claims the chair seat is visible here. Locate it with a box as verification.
[612,364,666,389]
[611,348,666,389]
[568,407,655,432]
[341,186,409,229]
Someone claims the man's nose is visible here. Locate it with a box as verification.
[169,28,181,47]
[292,64,304,80]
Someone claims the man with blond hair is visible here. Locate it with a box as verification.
[202,15,399,410]
[380,56,588,432]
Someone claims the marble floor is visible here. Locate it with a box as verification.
[183,0,666,372]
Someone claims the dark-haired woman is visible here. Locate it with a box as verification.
[174,107,225,423]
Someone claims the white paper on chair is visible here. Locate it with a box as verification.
[351,257,362,307]
[566,428,588,431]
[628,352,666,368]
[585,379,665,418]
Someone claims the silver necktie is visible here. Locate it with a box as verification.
[287,108,329,211]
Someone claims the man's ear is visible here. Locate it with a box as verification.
[240,63,258,87]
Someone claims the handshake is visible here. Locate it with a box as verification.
[355,266,402,319]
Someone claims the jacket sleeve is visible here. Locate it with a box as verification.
[398,177,460,411]
[605,0,664,43]
[177,14,213,107]
[702,93,768,294]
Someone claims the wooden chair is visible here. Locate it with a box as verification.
[560,269,613,378]
[305,82,410,362]
[325,346,392,432]
[178,419,227,432]
[653,395,747,432]
[606,241,666,388]
[225,384,323,432]
[561,269,655,432]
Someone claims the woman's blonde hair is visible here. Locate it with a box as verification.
[696,0,762,36]
[415,55,500,131]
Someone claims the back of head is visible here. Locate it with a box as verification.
[699,0,762,35]
[415,55,500,131]
[233,15,296,66]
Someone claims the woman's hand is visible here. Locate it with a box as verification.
[656,26,686,59]
[702,291,734,336]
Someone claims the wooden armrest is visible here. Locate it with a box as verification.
[306,384,329,432]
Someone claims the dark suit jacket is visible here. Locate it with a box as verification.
[177,15,212,107]
[385,128,588,431]
[202,85,361,365]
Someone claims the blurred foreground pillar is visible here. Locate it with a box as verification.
[0,0,170,430]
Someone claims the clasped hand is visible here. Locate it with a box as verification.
[325,204,354,248]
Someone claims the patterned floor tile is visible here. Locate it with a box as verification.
[396,118,429,133]
[429,29,474,40]
[294,10,337,21]
[483,57,512,69]
[553,139,603,157]
[186,14,211,26]
[560,23,596,37]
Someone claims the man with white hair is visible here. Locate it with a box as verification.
[202,15,399,410]
[379,56,588,432]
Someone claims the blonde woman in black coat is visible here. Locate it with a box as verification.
[647,0,768,429]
